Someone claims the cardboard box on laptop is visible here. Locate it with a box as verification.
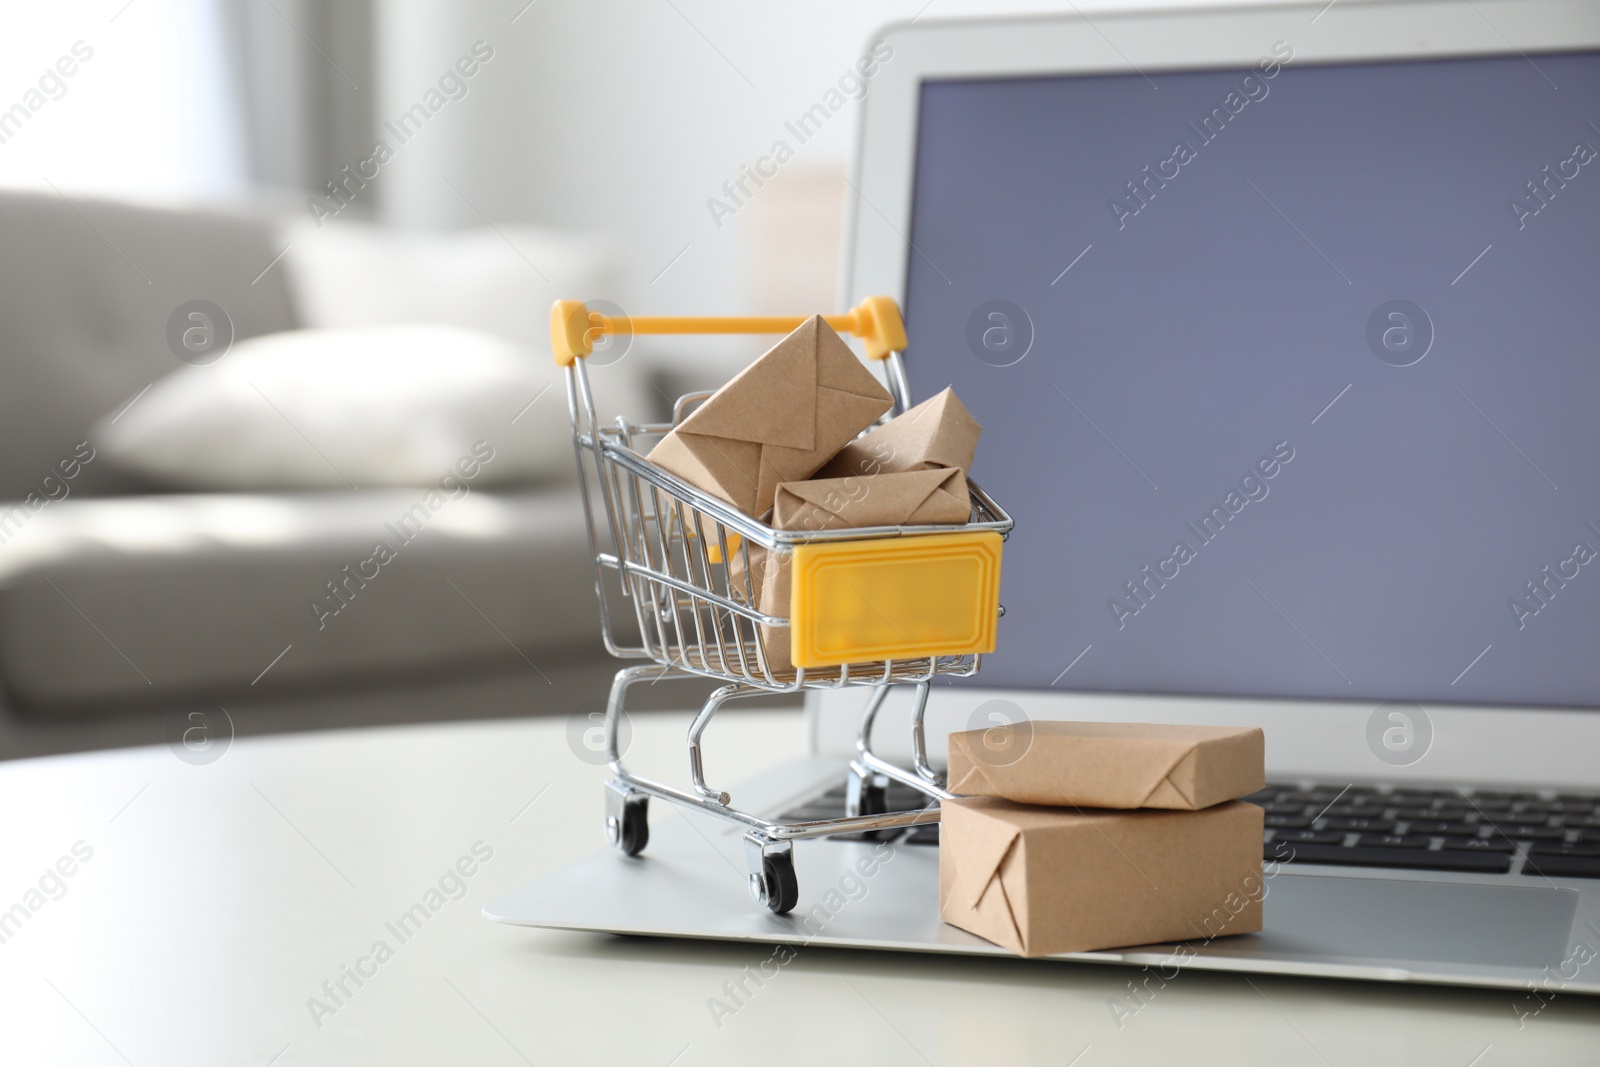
[941,722,1266,956]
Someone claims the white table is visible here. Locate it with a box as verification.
[2,709,1596,1065]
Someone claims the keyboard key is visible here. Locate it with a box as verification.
[1385,809,1433,823]
[1404,819,1458,833]
[1265,814,1313,829]
[1240,789,1280,804]
[1355,834,1431,849]
[1528,842,1600,858]
[1276,843,1511,873]
[1550,800,1596,815]
[1271,830,1345,845]
[1522,854,1600,879]
[1387,791,1454,806]
[1550,813,1600,828]
[1321,817,1396,832]
[1444,836,1516,852]
[1264,801,1315,815]
[1491,826,1565,840]
[1556,793,1599,805]
[1325,804,1386,818]
[902,825,940,846]
[1462,796,1512,811]
[1425,807,1470,820]
[1514,800,1556,813]
[1581,829,1600,844]
[1482,811,1553,826]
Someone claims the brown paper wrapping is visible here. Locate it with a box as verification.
[646,316,892,519]
[948,721,1265,810]
[817,387,981,480]
[940,798,1264,956]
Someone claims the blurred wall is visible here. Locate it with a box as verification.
[370,0,1280,319]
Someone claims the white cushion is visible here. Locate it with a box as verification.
[280,217,623,351]
[93,325,639,490]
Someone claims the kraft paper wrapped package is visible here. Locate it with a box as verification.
[646,316,893,519]
[741,468,973,673]
[817,387,981,479]
[947,721,1266,810]
[939,797,1265,957]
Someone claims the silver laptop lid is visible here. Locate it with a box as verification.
[819,0,1600,788]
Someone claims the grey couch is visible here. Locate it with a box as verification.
[0,192,606,714]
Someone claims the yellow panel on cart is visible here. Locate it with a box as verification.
[788,531,1003,668]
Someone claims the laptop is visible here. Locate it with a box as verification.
[488,0,1600,995]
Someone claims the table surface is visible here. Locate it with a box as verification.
[3,708,1597,1066]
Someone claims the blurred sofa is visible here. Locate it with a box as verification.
[0,190,630,712]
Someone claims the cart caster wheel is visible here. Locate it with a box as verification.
[846,770,891,840]
[607,795,649,857]
[749,852,799,915]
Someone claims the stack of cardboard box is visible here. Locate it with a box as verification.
[939,721,1268,956]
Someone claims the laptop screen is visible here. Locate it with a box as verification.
[904,48,1600,709]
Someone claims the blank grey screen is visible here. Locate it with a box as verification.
[905,50,1600,708]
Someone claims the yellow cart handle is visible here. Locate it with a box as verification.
[551,295,907,367]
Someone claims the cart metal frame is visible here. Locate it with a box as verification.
[557,300,1012,913]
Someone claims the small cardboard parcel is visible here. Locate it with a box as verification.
[940,722,1266,957]
[645,315,894,518]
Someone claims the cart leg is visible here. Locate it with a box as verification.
[846,764,889,818]
[687,682,758,805]
[743,834,798,915]
[847,682,893,834]
[605,780,649,856]
[598,664,684,857]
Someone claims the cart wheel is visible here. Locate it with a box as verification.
[846,771,891,840]
[609,795,649,857]
[858,779,887,817]
[759,853,799,915]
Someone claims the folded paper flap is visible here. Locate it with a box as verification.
[673,318,820,450]
[646,317,892,516]
[1132,739,1203,806]
[946,800,1023,911]
[772,467,968,530]
[949,721,1264,809]
[819,386,982,479]
[1144,745,1201,807]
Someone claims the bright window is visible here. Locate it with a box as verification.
[0,1,245,198]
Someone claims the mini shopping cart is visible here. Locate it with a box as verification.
[551,296,1013,914]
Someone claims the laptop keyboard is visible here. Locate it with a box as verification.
[777,780,1600,879]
